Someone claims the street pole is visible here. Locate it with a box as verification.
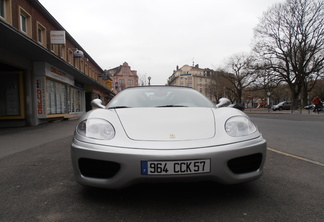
[267,92,271,113]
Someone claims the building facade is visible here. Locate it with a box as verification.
[0,0,114,127]
[107,62,138,94]
[168,64,216,103]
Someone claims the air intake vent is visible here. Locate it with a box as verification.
[79,158,120,179]
[227,153,263,174]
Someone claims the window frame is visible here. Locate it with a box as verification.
[36,22,47,47]
[68,49,74,65]
[0,0,12,24]
[0,0,5,19]
[84,63,89,75]
[127,79,133,86]
[60,45,66,60]
[20,13,27,32]
[19,7,32,37]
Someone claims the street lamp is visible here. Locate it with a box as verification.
[148,76,151,86]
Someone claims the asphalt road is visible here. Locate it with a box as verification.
[0,113,323,222]
[248,112,324,163]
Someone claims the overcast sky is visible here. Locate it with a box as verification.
[39,0,286,85]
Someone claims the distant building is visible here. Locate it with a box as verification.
[107,62,139,93]
[168,64,216,102]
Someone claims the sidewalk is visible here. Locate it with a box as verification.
[0,119,78,159]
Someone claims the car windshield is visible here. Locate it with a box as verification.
[107,86,215,108]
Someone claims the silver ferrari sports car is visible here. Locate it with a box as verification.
[71,86,267,189]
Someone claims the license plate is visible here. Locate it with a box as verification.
[141,159,211,175]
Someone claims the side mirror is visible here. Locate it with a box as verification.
[216,98,230,108]
[91,99,105,109]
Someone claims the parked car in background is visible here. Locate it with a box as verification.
[304,104,315,110]
[229,104,245,111]
[304,102,324,111]
[71,86,266,189]
[272,101,292,111]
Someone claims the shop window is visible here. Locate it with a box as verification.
[69,87,84,113]
[19,7,32,37]
[37,22,46,47]
[0,0,12,24]
[46,79,67,115]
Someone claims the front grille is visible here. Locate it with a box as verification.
[78,158,120,179]
[227,153,263,174]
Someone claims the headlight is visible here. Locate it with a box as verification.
[225,116,257,137]
[77,118,115,140]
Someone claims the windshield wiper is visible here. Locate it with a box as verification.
[156,105,187,107]
[108,106,130,109]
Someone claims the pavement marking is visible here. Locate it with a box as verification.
[267,147,324,167]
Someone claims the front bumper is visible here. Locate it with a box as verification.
[71,137,267,189]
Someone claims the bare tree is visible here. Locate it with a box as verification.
[207,71,233,103]
[138,73,148,86]
[253,0,324,107]
[252,62,282,99]
[220,53,259,104]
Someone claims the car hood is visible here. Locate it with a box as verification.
[115,107,215,141]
